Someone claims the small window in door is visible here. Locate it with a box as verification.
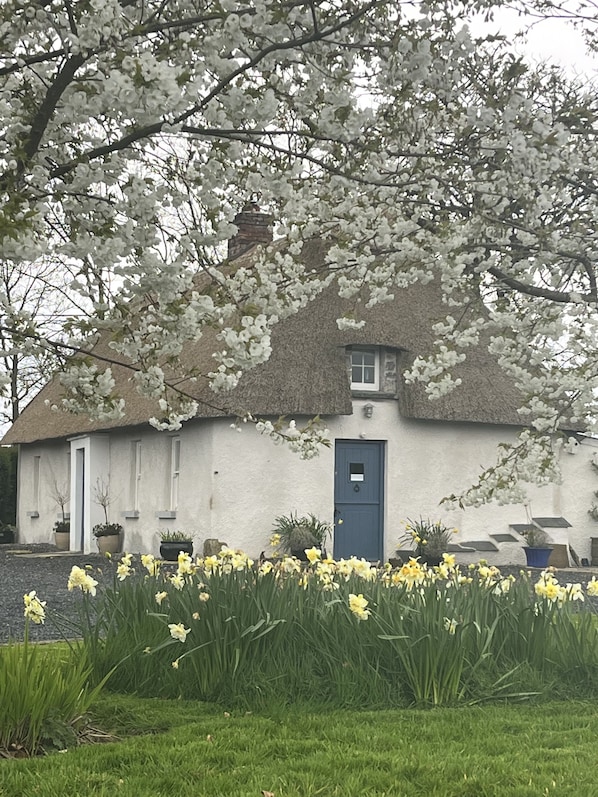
[350,462,365,482]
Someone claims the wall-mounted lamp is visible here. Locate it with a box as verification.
[363,403,374,419]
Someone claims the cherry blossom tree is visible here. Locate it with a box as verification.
[1,0,598,502]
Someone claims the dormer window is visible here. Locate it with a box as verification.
[350,347,379,391]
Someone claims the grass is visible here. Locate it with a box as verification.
[1,694,598,796]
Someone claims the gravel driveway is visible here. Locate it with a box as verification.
[0,544,118,642]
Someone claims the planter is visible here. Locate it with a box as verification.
[54,530,70,551]
[160,541,193,561]
[290,547,310,561]
[523,546,553,568]
[96,533,122,555]
[420,554,443,568]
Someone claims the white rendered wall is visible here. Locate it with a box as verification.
[15,440,70,545]
[13,405,598,565]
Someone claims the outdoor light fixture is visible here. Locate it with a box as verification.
[363,403,374,419]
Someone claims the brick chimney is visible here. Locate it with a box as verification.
[227,203,273,261]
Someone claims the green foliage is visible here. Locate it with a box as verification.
[0,634,106,755]
[270,511,330,553]
[401,517,457,557]
[158,529,193,542]
[68,551,598,709]
[92,523,122,538]
[520,524,551,548]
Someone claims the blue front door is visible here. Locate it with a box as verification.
[334,440,384,561]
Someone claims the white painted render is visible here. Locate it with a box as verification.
[12,397,598,564]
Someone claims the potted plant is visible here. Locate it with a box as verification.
[271,512,330,560]
[159,530,194,561]
[0,522,15,544]
[92,521,123,554]
[92,478,123,554]
[400,517,457,567]
[53,519,70,550]
[520,525,553,568]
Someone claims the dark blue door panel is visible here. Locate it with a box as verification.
[334,441,384,561]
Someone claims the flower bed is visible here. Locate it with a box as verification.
[30,549,598,707]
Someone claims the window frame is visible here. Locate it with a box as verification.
[32,454,41,512]
[350,347,380,392]
[131,440,142,513]
[170,437,181,512]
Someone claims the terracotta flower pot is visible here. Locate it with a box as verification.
[54,530,70,551]
[97,533,122,555]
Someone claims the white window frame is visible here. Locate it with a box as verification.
[170,437,181,512]
[32,455,41,512]
[350,347,379,391]
[131,440,142,512]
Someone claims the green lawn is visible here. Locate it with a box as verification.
[1,695,598,796]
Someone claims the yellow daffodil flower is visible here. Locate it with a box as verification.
[168,622,190,643]
[23,590,46,624]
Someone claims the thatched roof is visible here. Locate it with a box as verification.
[2,238,523,445]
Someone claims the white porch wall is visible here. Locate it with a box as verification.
[14,401,598,565]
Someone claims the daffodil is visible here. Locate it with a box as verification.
[67,565,98,596]
[117,561,133,581]
[23,590,46,624]
[566,583,584,602]
[443,617,457,635]
[305,546,321,564]
[155,591,168,605]
[177,551,195,575]
[141,554,160,576]
[203,555,219,573]
[170,573,185,590]
[348,593,371,620]
[168,622,190,642]
[442,553,456,568]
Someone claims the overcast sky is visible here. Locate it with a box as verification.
[477,7,598,79]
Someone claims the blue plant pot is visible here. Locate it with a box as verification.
[523,546,553,568]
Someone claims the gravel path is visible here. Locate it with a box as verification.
[0,544,118,642]
[2,544,598,642]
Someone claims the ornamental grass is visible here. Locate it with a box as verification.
[0,592,107,756]
[57,549,598,708]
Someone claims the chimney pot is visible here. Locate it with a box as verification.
[228,205,273,261]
